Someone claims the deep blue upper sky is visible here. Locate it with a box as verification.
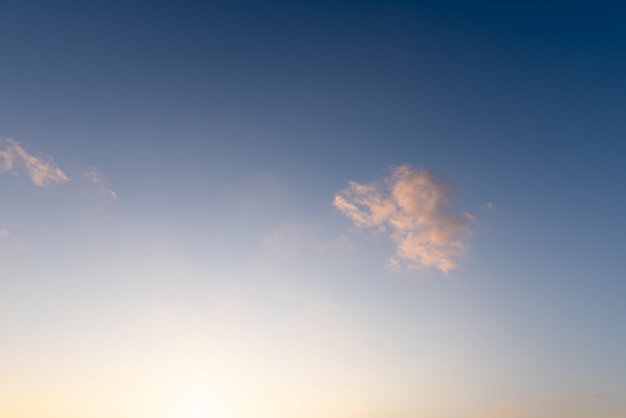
[2,0,624,246]
[1,1,625,231]
[3,1,624,169]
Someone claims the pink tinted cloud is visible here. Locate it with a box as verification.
[334,165,473,272]
[0,138,68,186]
[85,168,118,200]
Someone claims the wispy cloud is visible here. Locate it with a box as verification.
[0,229,9,237]
[334,165,473,272]
[85,168,118,200]
[0,138,68,186]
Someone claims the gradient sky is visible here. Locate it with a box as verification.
[1,1,626,417]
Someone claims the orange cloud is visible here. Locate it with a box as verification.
[334,165,473,272]
[0,138,68,186]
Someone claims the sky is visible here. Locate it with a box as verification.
[1,1,626,417]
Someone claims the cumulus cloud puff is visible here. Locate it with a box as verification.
[0,138,68,186]
[85,168,118,200]
[334,165,473,273]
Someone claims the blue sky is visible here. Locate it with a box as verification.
[1,1,626,417]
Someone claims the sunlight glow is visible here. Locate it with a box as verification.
[174,385,219,418]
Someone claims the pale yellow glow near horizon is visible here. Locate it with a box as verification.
[172,385,221,418]
[0,297,449,418]
[2,251,617,418]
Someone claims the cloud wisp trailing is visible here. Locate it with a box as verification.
[0,138,68,186]
[334,165,473,273]
[85,168,118,200]
[494,407,517,414]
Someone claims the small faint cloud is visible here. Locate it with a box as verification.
[253,221,356,290]
[85,168,118,200]
[486,202,494,209]
[568,393,605,401]
[490,406,523,416]
[261,222,353,258]
[0,227,35,258]
[222,173,288,217]
[0,138,68,186]
[334,165,473,272]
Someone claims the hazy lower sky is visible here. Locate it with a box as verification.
[1,1,625,417]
